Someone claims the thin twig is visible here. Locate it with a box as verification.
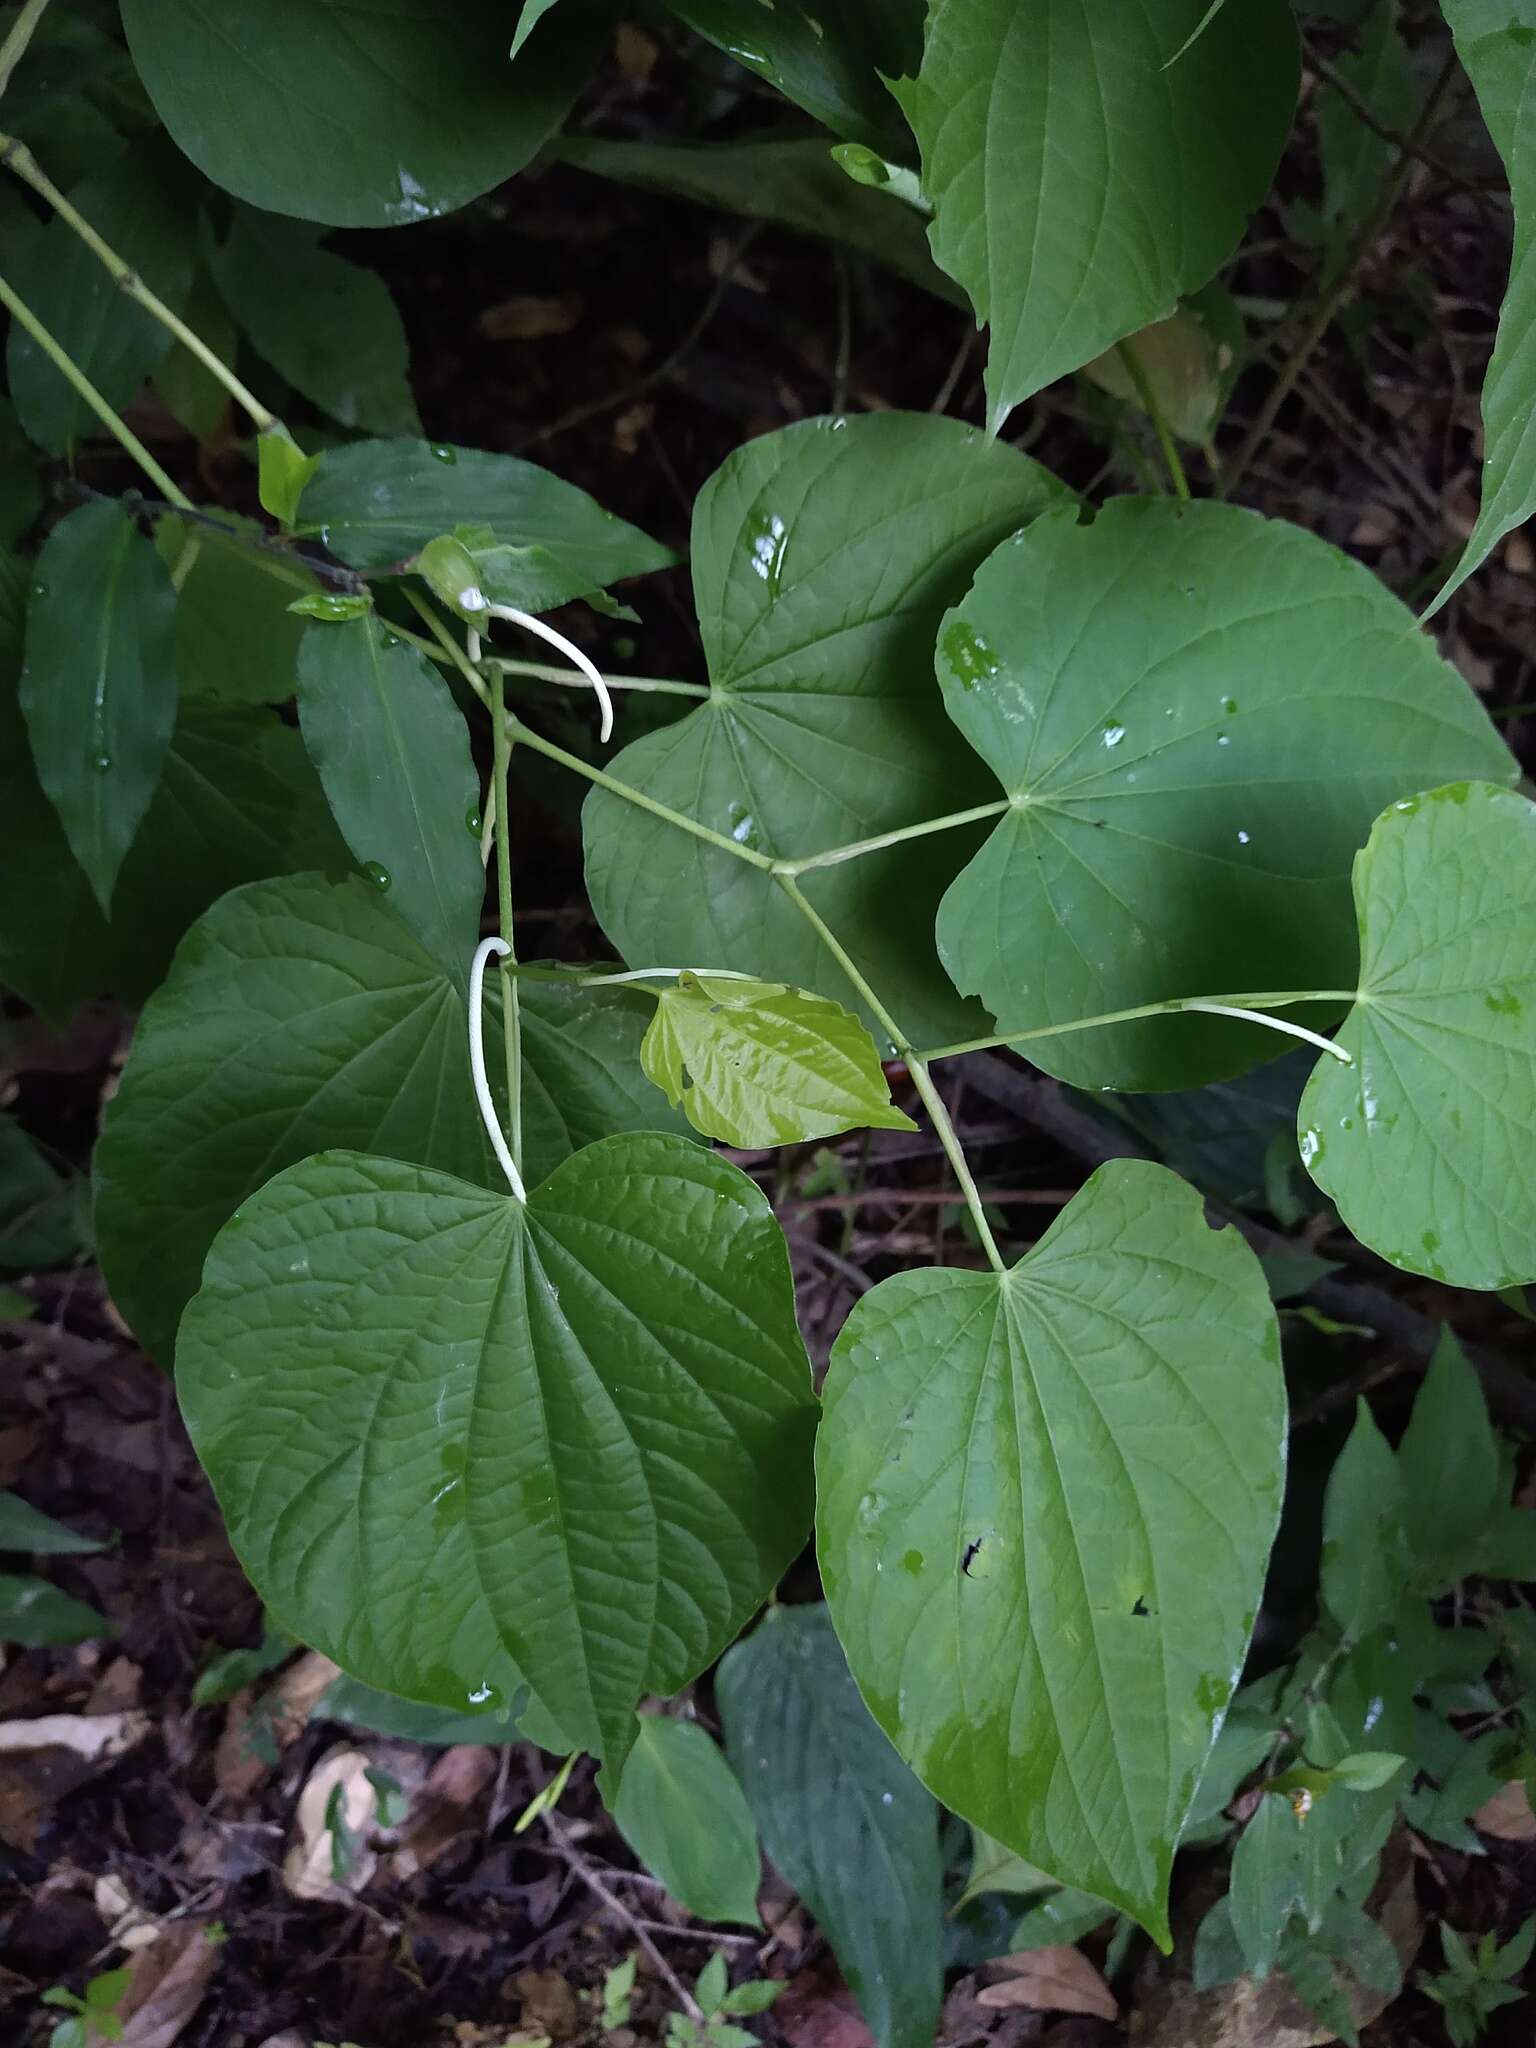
[542,1813,704,2021]
[1220,49,1461,501]
[0,0,52,100]
[59,480,368,590]
[1308,43,1488,203]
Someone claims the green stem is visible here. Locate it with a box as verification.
[0,271,191,506]
[506,714,778,871]
[771,799,1011,876]
[405,590,494,708]
[0,134,281,435]
[914,989,1358,1065]
[488,657,707,699]
[0,0,52,99]
[1116,341,1191,502]
[775,873,1006,1275]
[491,667,523,1176]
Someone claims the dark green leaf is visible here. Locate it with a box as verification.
[0,1115,86,1274]
[5,142,193,453]
[0,1492,102,1557]
[209,208,421,435]
[1397,1330,1504,1588]
[152,266,239,444]
[0,1571,104,1645]
[317,1669,558,1747]
[1432,2,1536,607]
[94,871,685,1363]
[668,0,924,156]
[816,1159,1285,1944]
[0,398,42,545]
[296,436,677,591]
[1320,1399,1407,1641]
[295,613,484,981]
[21,500,178,913]
[1229,1793,1302,1979]
[120,0,606,228]
[642,973,916,1147]
[1099,1049,1314,1206]
[556,138,962,305]
[190,1631,292,1706]
[934,500,1513,1089]
[894,0,1299,427]
[166,523,318,706]
[605,1714,764,1926]
[582,413,1070,1052]
[718,1605,943,2048]
[178,1139,817,1769]
[1298,783,1536,1288]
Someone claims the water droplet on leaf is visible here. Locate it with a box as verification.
[430,443,458,464]
[363,861,392,891]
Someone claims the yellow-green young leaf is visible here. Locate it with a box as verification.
[603,1714,764,1927]
[1298,784,1536,1289]
[257,429,321,529]
[816,1160,1286,1948]
[642,974,917,1148]
[177,1139,818,1771]
[20,501,177,915]
[894,0,1298,430]
[1079,288,1244,444]
[1431,1,1536,609]
[934,499,1513,1091]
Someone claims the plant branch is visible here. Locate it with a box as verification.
[770,799,1010,876]
[0,0,52,99]
[541,1812,705,2022]
[61,480,367,590]
[914,990,1357,1065]
[0,135,282,434]
[774,873,1006,1274]
[1219,48,1460,501]
[1116,340,1191,501]
[487,656,708,698]
[0,272,191,506]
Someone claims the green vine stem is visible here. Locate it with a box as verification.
[770,799,1011,876]
[0,271,191,506]
[487,657,707,699]
[0,0,52,99]
[1115,340,1192,503]
[490,665,525,1180]
[0,134,282,436]
[914,991,1358,1065]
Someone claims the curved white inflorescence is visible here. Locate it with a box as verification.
[468,935,526,1200]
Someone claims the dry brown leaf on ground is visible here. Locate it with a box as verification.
[283,1745,380,1900]
[1473,1778,1536,1841]
[979,1946,1119,2022]
[479,293,583,341]
[94,1873,162,1951]
[388,1743,498,1879]
[772,1969,876,2048]
[0,1709,148,1757]
[213,1648,339,1799]
[508,1966,583,2041]
[115,1923,221,2048]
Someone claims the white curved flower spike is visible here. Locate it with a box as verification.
[468,936,526,1200]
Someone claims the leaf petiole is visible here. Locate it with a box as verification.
[914,991,1358,1065]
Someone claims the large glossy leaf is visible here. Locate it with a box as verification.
[933,498,1513,1090]
[120,0,605,228]
[816,1159,1286,1944]
[5,141,193,453]
[717,1605,943,2048]
[556,137,963,305]
[642,973,916,1147]
[1431,0,1536,608]
[893,0,1299,428]
[605,1714,764,1927]
[20,501,177,914]
[208,209,421,436]
[1298,783,1536,1289]
[667,0,925,157]
[295,437,677,594]
[93,872,686,1364]
[177,1138,818,1768]
[295,614,484,982]
[582,413,1070,1052]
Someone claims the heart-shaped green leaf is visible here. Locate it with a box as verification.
[177,1137,818,1769]
[94,871,686,1365]
[894,0,1299,428]
[934,499,1513,1088]
[582,413,1070,1051]
[21,501,178,915]
[642,973,916,1147]
[1298,783,1536,1290]
[121,0,605,228]
[296,612,484,982]
[816,1159,1285,1944]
